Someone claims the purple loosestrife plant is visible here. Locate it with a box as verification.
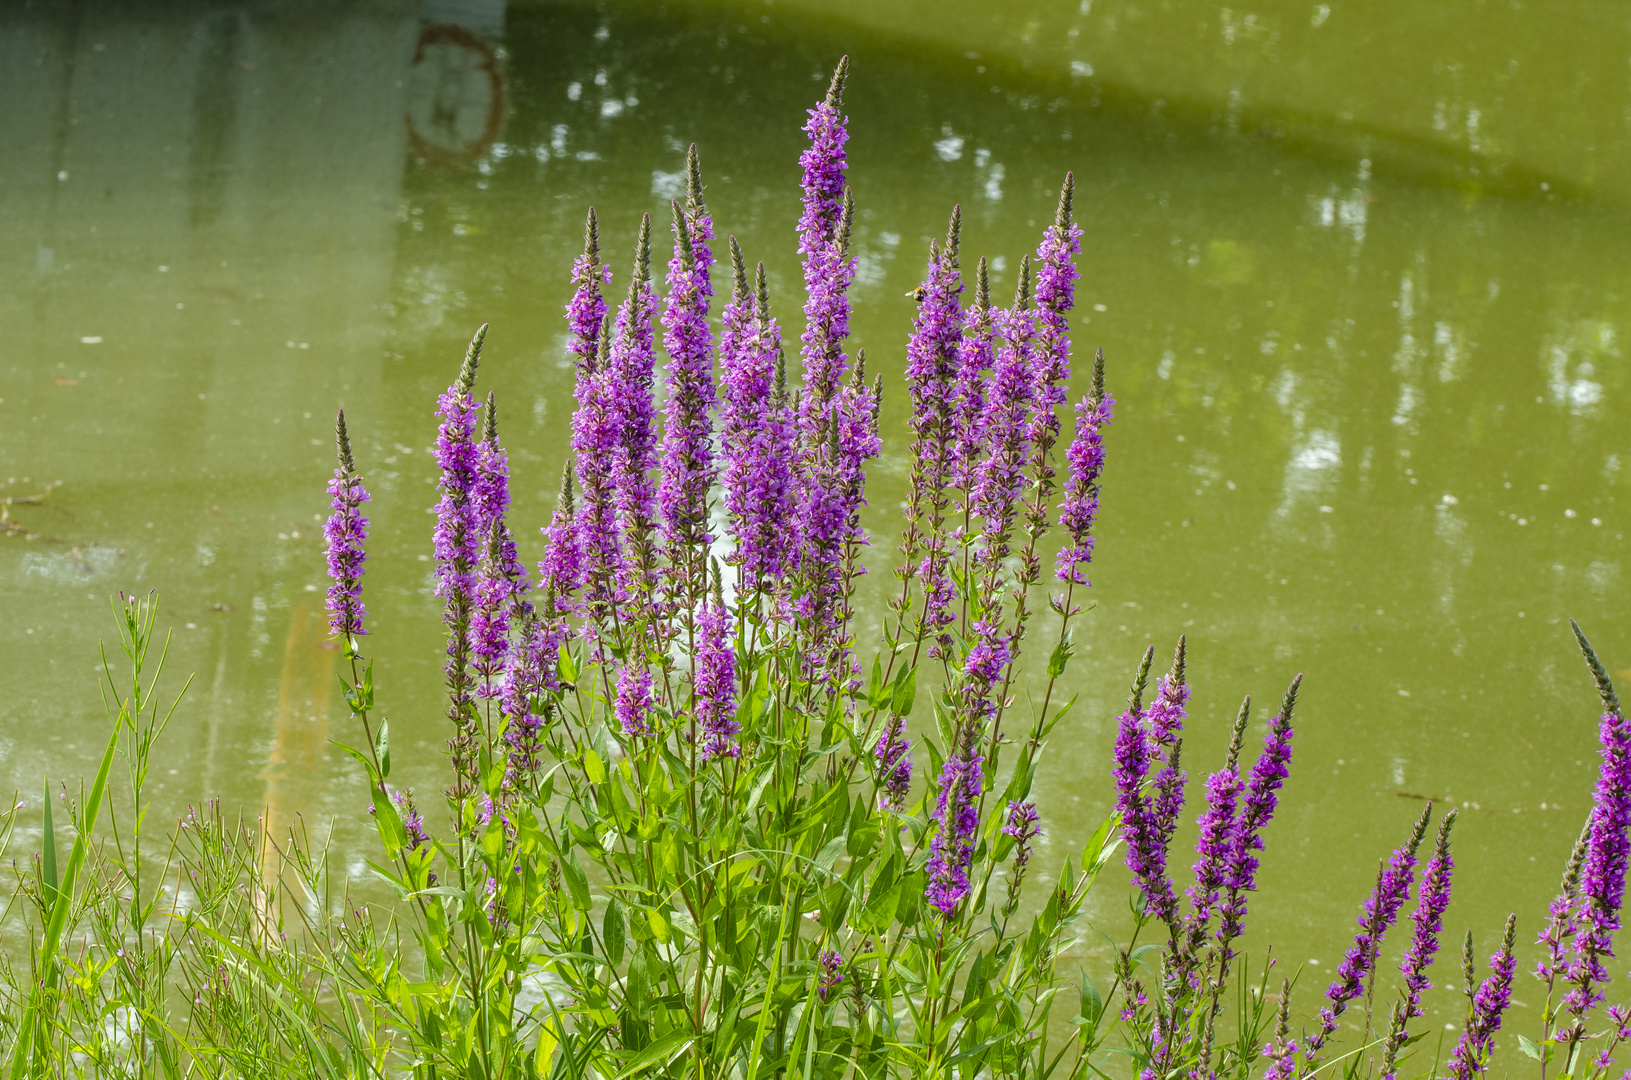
[1381,810,1459,1079]
[951,257,994,492]
[323,410,369,643]
[1449,914,1519,1080]
[433,326,486,790]
[1303,803,1434,1066]
[874,716,913,812]
[615,663,654,739]
[1183,697,1251,959]
[796,57,854,429]
[719,251,797,588]
[567,218,626,616]
[1027,173,1081,453]
[1056,350,1114,588]
[969,258,1034,591]
[657,149,718,598]
[1112,641,1187,928]
[471,397,529,702]
[297,62,1631,1080]
[899,210,963,653]
[1216,675,1300,960]
[607,215,660,597]
[694,571,739,761]
[1001,799,1041,914]
[1564,706,1631,1021]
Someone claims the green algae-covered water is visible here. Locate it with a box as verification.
[3,0,1630,1045]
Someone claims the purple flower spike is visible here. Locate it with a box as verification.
[1564,706,1631,1020]
[903,211,964,649]
[796,352,880,687]
[720,252,798,587]
[951,258,994,491]
[1027,174,1081,454]
[1002,800,1042,911]
[1307,804,1434,1062]
[1217,675,1299,953]
[817,949,845,1002]
[1056,351,1113,587]
[874,716,913,811]
[433,326,487,783]
[471,396,529,700]
[323,410,370,641]
[607,215,660,566]
[658,152,719,594]
[567,219,626,612]
[797,60,857,441]
[970,258,1034,584]
[695,575,739,761]
[1398,811,1458,1021]
[1447,915,1518,1080]
[925,744,984,916]
[1186,697,1251,950]
[615,664,654,739]
[1113,642,1187,926]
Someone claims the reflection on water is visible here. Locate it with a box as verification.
[3,0,1630,1035]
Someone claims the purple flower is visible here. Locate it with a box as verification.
[606,215,660,583]
[963,618,1013,724]
[951,258,994,491]
[1002,800,1042,912]
[567,219,626,612]
[1217,676,1299,951]
[1398,811,1458,1021]
[323,409,369,641]
[1307,805,1433,1060]
[903,213,963,648]
[695,582,739,761]
[434,327,486,780]
[1447,915,1518,1080]
[1055,354,1114,587]
[818,949,845,1002]
[615,664,654,739]
[720,251,797,586]
[658,172,719,588]
[1113,644,1187,926]
[1026,174,1080,455]
[925,745,984,916]
[797,61,857,443]
[1564,708,1631,1019]
[969,259,1034,585]
[874,717,913,811]
[795,355,880,687]
[1186,702,1248,946]
[1536,823,1590,988]
[471,396,529,700]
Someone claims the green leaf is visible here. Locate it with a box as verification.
[1079,970,1104,1029]
[561,852,592,911]
[1081,811,1120,873]
[603,899,626,967]
[372,791,409,855]
[611,1029,694,1080]
[374,717,391,778]
[1517,1034,1544,1062]
[891,664,918,717]
[40,779,58,912]
[1047,634,1074,678]
[558,643,578,685]
[584,749,608,785]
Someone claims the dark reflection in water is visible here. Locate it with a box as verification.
[1,0,1629,1037]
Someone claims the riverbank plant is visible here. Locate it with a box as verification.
[2,55,1630,1080]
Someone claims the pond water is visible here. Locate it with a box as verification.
[3,0,1630,1043]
